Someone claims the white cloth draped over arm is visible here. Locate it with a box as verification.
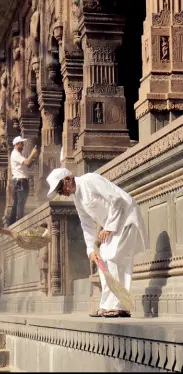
[76,203,97,257]
[85,173,130,233]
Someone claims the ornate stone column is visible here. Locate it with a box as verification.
[20,117,41,213]
[51,219,61,295]
[0,145,8,226]
[36,96,63,204]
[135,0,183,142]
[60,53,83,174]
[74,0,130,175]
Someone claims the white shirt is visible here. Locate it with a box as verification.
[72,173,149,257]
[11,149,28,180]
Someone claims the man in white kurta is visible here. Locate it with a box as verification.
[46,168,149,318]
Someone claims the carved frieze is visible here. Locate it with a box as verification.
[152,1,170,27]
[87,84,124,97]
[173,11,183,26]
[102,125,183,183]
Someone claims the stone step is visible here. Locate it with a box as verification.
[0,350,9,368]
[0,367,10,372]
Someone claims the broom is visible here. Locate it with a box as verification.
[94,233,134,312]
[0,223,51,250]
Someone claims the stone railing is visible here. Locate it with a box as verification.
[0,200,89,301]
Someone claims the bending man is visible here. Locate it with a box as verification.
[46,168,149,318]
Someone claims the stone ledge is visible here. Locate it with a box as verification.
[0,314,183,371]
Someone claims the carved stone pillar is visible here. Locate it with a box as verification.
[135,0,183,142]
[19,116,41,213]
[51,219,61,295]
[60,54,83,174]
[74,1,130,175]
[3,140,14,227]
[0,146,8,226]
[37,245,48,294]
[36,97,62,205]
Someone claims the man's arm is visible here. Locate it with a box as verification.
[23,147,38,166]
[75,201,97,257]
[85,173,130,233]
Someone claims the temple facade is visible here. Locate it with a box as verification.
[0,0,183,225]
[0,1,183,371]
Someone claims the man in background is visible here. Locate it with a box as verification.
[9,136,38,225]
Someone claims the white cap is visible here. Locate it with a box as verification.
[13,136,27,146]
[46,168,72,198]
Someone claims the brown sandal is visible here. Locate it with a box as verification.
[89,308,107,317]
[103,310,131,318]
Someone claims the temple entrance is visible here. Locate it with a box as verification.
[117,0,146,141]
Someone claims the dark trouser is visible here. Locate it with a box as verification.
[9,179,29,225]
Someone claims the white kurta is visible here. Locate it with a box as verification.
[73,173,149,311]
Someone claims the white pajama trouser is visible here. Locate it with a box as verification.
[99,224,139,311]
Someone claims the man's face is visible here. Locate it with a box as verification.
[56,176,76,197]
[16,142,24,152]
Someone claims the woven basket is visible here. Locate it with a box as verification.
[15,227,51,250]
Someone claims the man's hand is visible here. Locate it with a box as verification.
[30,146,38,158]
[89,251,99,266]
[99,229,111,244]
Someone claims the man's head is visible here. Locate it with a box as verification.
[13,136,27,152]
[47,168,76,199]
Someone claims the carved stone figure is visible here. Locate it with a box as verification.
[30,0,40,58]
[94,102,103,124]
[145,40,149,64]
[12,36,20,94]
[161,36,169,61]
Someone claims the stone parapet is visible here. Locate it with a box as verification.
[0,313,182,372]
[0,200,89,304]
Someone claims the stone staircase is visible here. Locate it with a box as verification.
[0,332,10,372]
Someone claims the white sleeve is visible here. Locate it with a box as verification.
[75,203,97,257]
[86,173,129,232]
[13,152,25,165]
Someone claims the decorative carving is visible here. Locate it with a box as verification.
[93,102,103,124]
[0,319,178,372]
[37,243,48,294]
[87,84,124,97]
[71,1,82,48]
[48,157,56,171]
[46,0,55,52]
[102,126,183,183]
[152,1,170,26]
[82,0,101,12]
[73,133,79,150]
[173,11,183,26]
[46,53,59,82]
[0,65,7,141]
[28,175,34,196]
[144,40,149,64]
[30,0,40,58]
[160,37,169,61]
[133,170,183,204]
[51,220,61,295]
[12,36,21,113]
[68,114,80,128]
